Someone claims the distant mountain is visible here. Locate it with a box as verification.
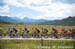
[22,17,47,24]
[55,16,75,26]
[41,16,75,26]
[0,16,75,26]
[0,16,20,24]
[0,16,47,24]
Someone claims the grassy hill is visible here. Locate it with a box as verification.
[41,16,75,26]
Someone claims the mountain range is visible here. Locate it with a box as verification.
[0,16,20,24]
[0,16,75,26]
[0,16,47,24]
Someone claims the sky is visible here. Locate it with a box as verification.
[0,0,75,20]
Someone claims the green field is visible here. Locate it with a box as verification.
[0,24,75,36]
[0,24,75,49]
[0,39,75,49]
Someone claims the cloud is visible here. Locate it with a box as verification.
[9,6,43,19]
[4,0,25,7]
[4,0,51,7]
[0,0,6,7]
[52,0,75,4]
[28,2,75,20]
[0,0,9,16]
[1,0,75,20]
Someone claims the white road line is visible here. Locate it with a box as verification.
[0,38,75,41]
